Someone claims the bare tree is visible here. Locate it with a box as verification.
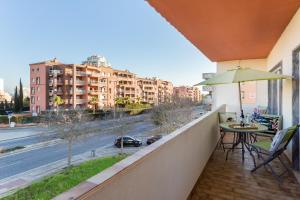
[151,101,193,134]
[42,109,91,167]
[113,108,132,154]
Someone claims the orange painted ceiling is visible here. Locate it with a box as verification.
[147,0,300,61]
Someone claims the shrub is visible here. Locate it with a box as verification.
[0,115,40,124]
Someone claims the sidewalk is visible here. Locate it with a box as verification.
[0,145,140,198]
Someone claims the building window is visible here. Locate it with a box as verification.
[31,96,35,104]
[37,96,40,101]
[32,68,35,72]
[36,106,40,113]
[36,77,40,85]
[32,78,35,83]
[37,87,40,92]
[31,87,35,95]
[37,68,39,72]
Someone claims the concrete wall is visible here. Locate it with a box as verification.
[266,8,300,160]
[55,105,226,200]
[214,59,267,115]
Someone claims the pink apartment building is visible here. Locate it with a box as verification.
[174,86,201,102]
[30,57,174,113]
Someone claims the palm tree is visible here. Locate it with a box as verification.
[115,97,124,108]
[90,96,98,114]
[54,96,64,112]
[123,96,131,105]
[135,96,141,105]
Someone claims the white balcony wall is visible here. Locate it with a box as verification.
[266,8,300,161]
[214,59,267,115]
[55,105,226,200]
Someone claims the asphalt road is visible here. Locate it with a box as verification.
[0,121,156,180]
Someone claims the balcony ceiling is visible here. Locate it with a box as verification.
[147,0,300,61]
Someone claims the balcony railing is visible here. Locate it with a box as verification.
[54,105,225,200]
[88,90,99,95]
[76,90,86,95]
[76,80,85,85]
[76,99,87,104]
[49,70,63,75]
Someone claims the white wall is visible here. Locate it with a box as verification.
[214,59,267,115]
[55,105,226,200]
[267,8,300,160]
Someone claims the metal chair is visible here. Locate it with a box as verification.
[218,112,237,151]
[250,125,299,182]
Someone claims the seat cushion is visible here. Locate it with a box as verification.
[251,140,272,152]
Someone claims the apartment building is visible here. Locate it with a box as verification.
[29,56,175,113]
[156,79,173,104]
[174,86,201,102]
[113,69,137,100]
[137,78,158,105]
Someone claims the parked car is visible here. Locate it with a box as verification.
[146,135,163,145]
[114,136,142,148]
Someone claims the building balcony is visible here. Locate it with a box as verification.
[76,99,87,104]
[76,80,86,85]
[89,81,99,85]
[54,104,300,200]
[76,71,89,76]
[76,90,86,95]
[56,90,63,95]
[65,80,73,85]
[88,90,99,95]
[49,69,63,75]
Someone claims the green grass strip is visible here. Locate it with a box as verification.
[2,155,127,200]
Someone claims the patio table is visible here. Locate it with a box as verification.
[219,122,268,162]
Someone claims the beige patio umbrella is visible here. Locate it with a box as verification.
[195,67,291,118]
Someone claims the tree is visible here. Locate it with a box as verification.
[4,100,8,110]
[14,86,20,112]
[115,97,124,108]
[113,110,132,154]
[123,96,131,105]
[54,96,64,112]
[23,97,30,108]
[19,79,23,112]
[0,101,4,110]
[43,110,91,167]
[135,97,141,104]
[89,96,98,114]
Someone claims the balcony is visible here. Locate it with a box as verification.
[54,104,300,200]
[49,69,63,75]
[76,90,86,95]
[76,99,87,104]
[88,90,99,95]
[76,80,86,85]
[76,71,89,76]
[65,80,73,85]
[89,81,99,86]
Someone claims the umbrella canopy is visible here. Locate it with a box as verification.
[196,68,291,86]
[196,67,291,120]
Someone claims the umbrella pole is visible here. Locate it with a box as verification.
[238,82,244,118]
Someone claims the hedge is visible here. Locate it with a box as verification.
[0,115,40,124]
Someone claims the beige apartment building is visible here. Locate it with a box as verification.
[174,86,201,102]
[30,56,174,113]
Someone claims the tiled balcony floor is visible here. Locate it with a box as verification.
[188,135,300,200]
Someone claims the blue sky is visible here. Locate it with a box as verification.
[0,0,215,93]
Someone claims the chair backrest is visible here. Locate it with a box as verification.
[270,125,299,154]
[219,112,237,123]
